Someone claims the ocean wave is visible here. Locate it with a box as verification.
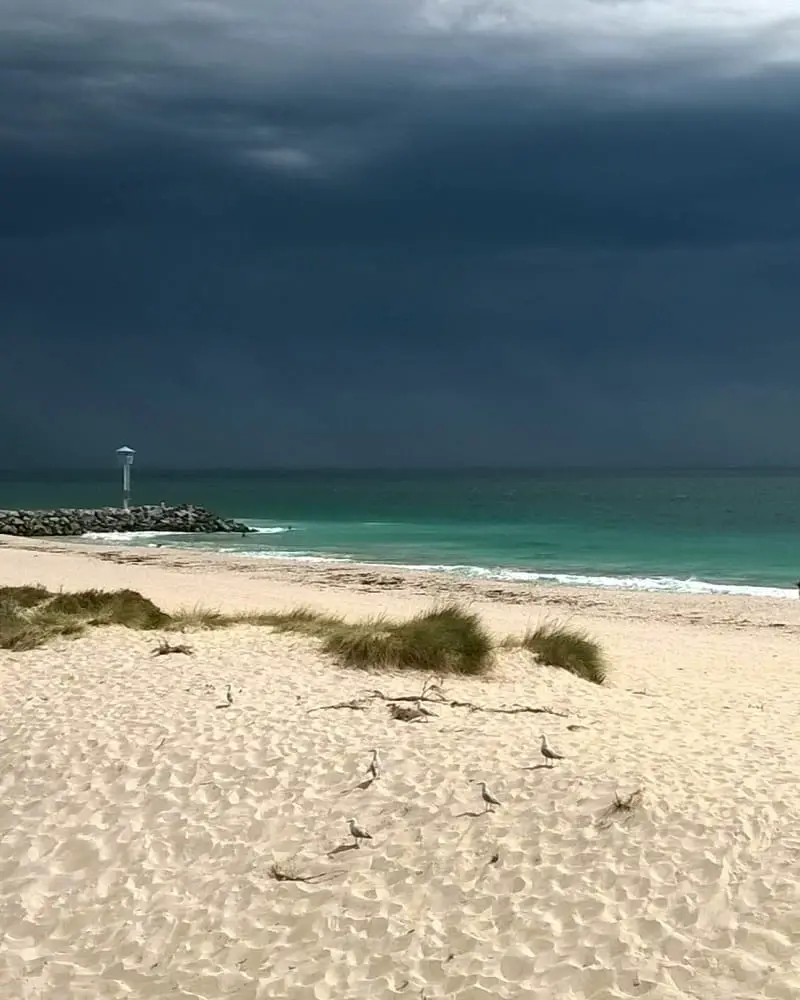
[450,566,795,599]
[219,548,354,564]
[228,550,796,598]
[83,525,292,542]
[82,530,197,542]
[83,530,795,599]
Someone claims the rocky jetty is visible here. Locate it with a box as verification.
[0,504,252,537]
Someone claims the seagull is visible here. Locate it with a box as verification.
[367,749,381,780]
[226,684,234,706]
[540,733,565,767]
[348,817,373,846]
[473,780,502,812]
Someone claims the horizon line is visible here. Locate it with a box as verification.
[1,464,800,475]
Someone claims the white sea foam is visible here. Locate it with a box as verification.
[83,525,292,542]
[229,550,796,599]
[82,529,795,599]
[81,530,197,542]
[219,548,354,565]
[443,565,796,599]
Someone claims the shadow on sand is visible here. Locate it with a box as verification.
[339,777,377,796]
[328,842,364,857]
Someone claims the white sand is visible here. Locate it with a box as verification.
[1,538,800,999]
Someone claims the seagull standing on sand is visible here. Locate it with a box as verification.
[474,781,502,812]
[367,749,381,780]
[540,733,565,767]
[348,817,373,846]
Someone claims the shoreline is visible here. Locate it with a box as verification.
[49,526,800,600]
[1,533,797,634]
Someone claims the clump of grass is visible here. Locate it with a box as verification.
[322,603,493,675]
[518,621,607,685]
[0,585,51,609]
[168,604,342,635]
[0,587,169,650]
[322,619,394,666]
[47,589,172,629]
[0,598,39,649]
[168,605,232,630]
[0,598,87,651]
[255,607,343,636]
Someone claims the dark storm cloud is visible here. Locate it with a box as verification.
[4,0,800,247]
[1,1,800,467]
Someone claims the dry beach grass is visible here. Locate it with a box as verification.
[1,538,800,999]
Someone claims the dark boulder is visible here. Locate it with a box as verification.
[0,504,252,538]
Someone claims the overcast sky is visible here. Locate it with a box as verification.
[2,0,800,468]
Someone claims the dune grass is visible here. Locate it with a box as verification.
[0,597,87,651]
[46,588,172,629]
[0,586,603,682]
[321,604,493,675]
[0,588,334,651]
[0,586,493,674]
[515,621,607,685]
[0,584,52,609]
[166,604,343,636]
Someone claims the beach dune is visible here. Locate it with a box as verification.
[1,538,799,999]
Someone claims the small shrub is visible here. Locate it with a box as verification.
[520,622,606,685]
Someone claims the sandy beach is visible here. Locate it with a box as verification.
[2,537,800,999]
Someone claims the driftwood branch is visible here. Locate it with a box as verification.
[446,700,567,717]
[596,789,643,830]
[307,680,566,719]
[307,699,368,713]
[389,703,430,723]
[268,862,344,883]
[369,675,446,705]
[152,639,193,656]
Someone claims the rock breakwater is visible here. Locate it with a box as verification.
[0,504,251,537]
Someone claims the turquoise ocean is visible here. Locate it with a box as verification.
[1,470,798,599]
